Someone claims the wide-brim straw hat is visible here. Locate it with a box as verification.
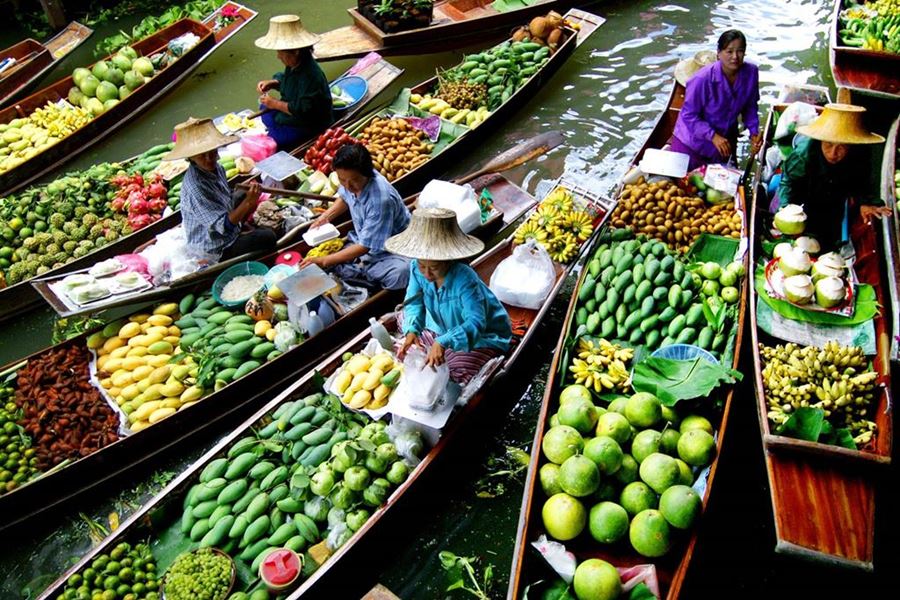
[255,15,320,50]
[674,50,717,86]
[164,117,238,161]
[385,208,484,261]
[796,103,885,144]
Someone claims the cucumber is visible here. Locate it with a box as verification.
[225,452,256,479]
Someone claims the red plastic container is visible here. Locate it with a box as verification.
[241,134,277,161]
[259,548,301,592]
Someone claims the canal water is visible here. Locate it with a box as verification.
[2,0,892,598]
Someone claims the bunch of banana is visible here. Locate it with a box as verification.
[306,238,345,258]
[221,112,261,132]
[760,341,879,445]
[546,230,578,263]
[334,352,402,410]
[568,338,633,393]
[511,186,593,263]
[513,220,548,245]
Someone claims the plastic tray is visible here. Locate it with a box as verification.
[331,75,368,112]
[650,343,719,365]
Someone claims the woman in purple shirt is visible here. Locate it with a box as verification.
[671,30,762,170]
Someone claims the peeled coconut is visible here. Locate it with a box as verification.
[235,156,255,174]
[773,242,793,259]
[779,247,811,277]
[815,276,846,308]
[811,252,846,282]
[794,236,820,255]
[773,204,806,235]
[783,274,815,305]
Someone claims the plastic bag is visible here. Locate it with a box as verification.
[326,521,352,551]
[418,179,481,233]
[490,238,555,309]
[774,102,818,140]
[273,321,300,352]
[386,417,425,466]
[398,345,449,411]
[531,535,577,583]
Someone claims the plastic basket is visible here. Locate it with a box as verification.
[212,261,268,307]
[331,76,368,113]
[650,343,720,365]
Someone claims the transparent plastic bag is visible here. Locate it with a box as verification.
[774,102,818,140]
[273,321,300,352]
[398,345,449,411]
[326,521,353,551]
[531,535,577,583]
[283,204,315,231]
[490,238,555,309]
[386,417,425,466]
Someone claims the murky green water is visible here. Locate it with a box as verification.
[4,0,891,598]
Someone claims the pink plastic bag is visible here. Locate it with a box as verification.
[241,134,277,161]
[115,253,151,278]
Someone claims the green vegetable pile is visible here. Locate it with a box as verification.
[164,548,232,600]
[0,390,40,495]
[58,541,159,600]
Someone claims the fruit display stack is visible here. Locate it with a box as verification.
[332,351,402,410]
[0,105,91,173]
[513,186,595,263]
[0,386,40,495]
[539,386,717,559]
[839,0,900,52]
[57,541,159,600]
[69,46,157,117]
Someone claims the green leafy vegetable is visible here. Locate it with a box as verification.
[775,407,857,449]
[631,356,742,406]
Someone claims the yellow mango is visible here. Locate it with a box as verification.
[148,406,177,423]
[102,336,125,353]
[149,365,171,384]
[131,400,163,422]
[371,354,394,373]
[121,384,141,401]
[146,354,171,367]
[161,380,184,398]
[347,355,371,375]
[108,387,122,400]
[349,372,367,393]
[349,389,371,409]
[341,388,354,405]
[127,335,146,347]
[373,383,391,402]
[125,346,148,357]
[130,419,151,432]
[97,354,111,371]
[147,314,173,327]
[143,383,164,402]
[142,333,165,346]
[100,377,113,389]
[140,322,151,332]
[120,401,135,415]
[102,357,124,374]
[110,346,131,359]
[137,378,153,393]
[180,385,204,403]
[172,365,192,381]
[163,335,180,346]
[167,325,181,336]
[334,370,353,394]
[118,322,142,339]
[129,313,151,324]
[111,370,134,388]
[254,320,272,336]
[179,401,199,411]
[147,340,174,355]
[131,365,154,381]
[161,398,182,410]
[362,368,384,391]
[146,325,170,337]
[122,356,146,371]
[366,396,388,410]
[86,332,105,350]
[153,302,178,316]
[266,328,277,342]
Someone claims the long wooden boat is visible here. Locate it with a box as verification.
[509,81,749,598]
[829,0,900,98]
[0,170,540,532]
[35,199,615,599]
[0,22,93,108]
[301,7,605,198]
[747,89,896,570]
[0,55,403,325]
[0,2,257,198]
[880,114,900,361]
[313,0,588,62]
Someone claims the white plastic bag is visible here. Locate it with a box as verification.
[418,179,481,233]
[385,417,425,465]
[774,102,818,140]
[395,345,449,411]
[273,321,300,352]
[490,238,555,309]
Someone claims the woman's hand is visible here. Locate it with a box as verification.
[861,205,892,224]
[750,133,763,155]
[257,79,278,94]
[311,213,330,229]
[398,333,419,360]
[712,133,732,158]
[299,255,329,269]
[425,341,445,368]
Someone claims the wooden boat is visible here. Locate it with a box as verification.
[34,198,616,599]
[0,2,258,198]
[746,88,895,570]
[880,114,899,361]
[829,0,900,98]
[313,0,588,62]
[0,55,403,325]
[508,81,749,599]
[0,22,93,108]
[301,7,605,198]
[0,168,542,532]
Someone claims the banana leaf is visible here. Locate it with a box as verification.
[631,355,742,407]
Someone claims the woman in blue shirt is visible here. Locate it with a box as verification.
[386,208,512,384]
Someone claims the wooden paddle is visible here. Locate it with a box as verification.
[237,183,333,202]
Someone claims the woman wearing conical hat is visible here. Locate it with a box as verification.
[776,103,888,248]
[670,30,762,170]
[386,208,511,384]
[255,15,333,151]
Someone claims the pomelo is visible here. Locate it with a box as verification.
[639,453,679,494]
[549,413,560,428]
[607,397,627,414]
[630,429,662,464]
[592,480,619,502]
[560,384,592,405]
[103,99,119,111]
[594,405,607,421]
[629,509,672,557]
[542,425,584,465]
[558,454,600,498]
[542,493,587,541]
[119,85,132,101]
[67,86,85,107]
[674,458,694,486]
[659,484,701,529]
[104,67,125,86]
[677,429,715,467]
[72,67,91,87]
[660,405,680,427]
[583,436,623,475]
[680,414,713,434]
[79,74,99,97]
[624,392,661,428]
[96,81,118,103]
[619,481,657,516]
[124,69,144,91]
[85,97,104,117]
[588,502,629,544]
[133,57,154,77]
[613,454,639,485]
[559,396,599,435]
[91,60,110,81]
[595,412,631,445]
[118,46,138,61]
[660,428,681,456]
[539,463,563,497]
[111,53,132,71]
[573,559,622,600]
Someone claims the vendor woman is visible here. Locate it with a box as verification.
[388,208,512,385]
[166,117,276,260]
[776,103,888,248]
[255,15,333,151]
[671,30,761,170]
[304,143,411,290]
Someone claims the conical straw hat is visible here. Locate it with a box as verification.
[674,50,717,86]
[164,117,238,161]
[796,103,885,144]
[385,208,484,261]
[255,15,320,50]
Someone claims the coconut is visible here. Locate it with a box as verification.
[815,276,846,308]
[773,242,793,259]
[773,204,806,235]
[529,16,550,39]
[235,156,255,174]
[794,236,820,255]
[779,247,811,277]
[784,275,815,305]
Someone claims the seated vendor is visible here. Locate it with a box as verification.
[303,143,411,290]
[388,208,512,385]
[255,15,333,151]
[670,30,762,170]
[166,117,276,261]
[775,103,889,249]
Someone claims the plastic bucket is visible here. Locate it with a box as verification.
[331,76,368,113]
[212,261,269,307]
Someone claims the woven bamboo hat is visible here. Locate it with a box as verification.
[674,50,716,86]
[385,208,484,261]
[796,103,885,144]
[255,15,320,50]
[164,117,238,161]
